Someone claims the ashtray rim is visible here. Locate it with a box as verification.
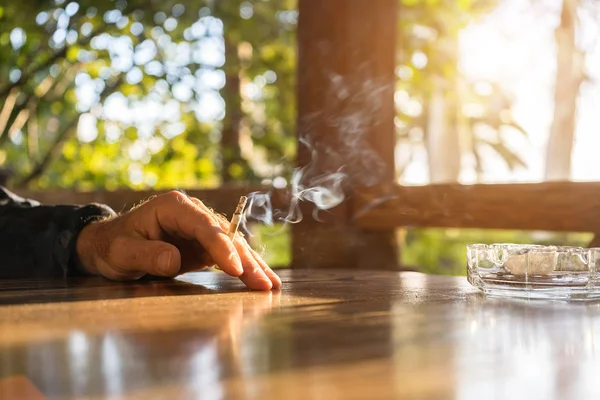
[466,243,600,301]
[467,243,600,255]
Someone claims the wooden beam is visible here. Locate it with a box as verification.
[354,182,600,233]
[293,0,399,270]
[16,186,287,217]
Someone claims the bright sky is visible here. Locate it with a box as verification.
[457,0,600,183]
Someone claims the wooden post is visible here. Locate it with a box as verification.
[292,0,399,269]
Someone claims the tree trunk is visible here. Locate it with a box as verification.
[208,2,248,184]
[292,0,399,270]
[425,77,461,183]
[220,31,245,184]
[545,0,583,181]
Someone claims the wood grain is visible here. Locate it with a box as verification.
[0,376,46,400]
[354,182,600,233]
[1,269,599,399]
[293,0,399,270]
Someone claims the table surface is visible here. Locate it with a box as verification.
[0,269,599,400]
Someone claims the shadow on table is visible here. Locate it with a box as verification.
[0,272,247,306]
[0,268,451,306]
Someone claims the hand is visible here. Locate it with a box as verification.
[75,191,281,291]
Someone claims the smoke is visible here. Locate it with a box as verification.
[241,67,398,233]
[243,140,348,231]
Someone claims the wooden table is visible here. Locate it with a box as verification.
[1,269,599,399]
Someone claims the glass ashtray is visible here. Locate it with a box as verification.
[467,244,600,300]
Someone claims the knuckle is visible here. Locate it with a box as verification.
[162,190,188,204]
[190,197,205,207]
[196,208,217,227]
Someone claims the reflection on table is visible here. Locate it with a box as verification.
[0,269,599,399]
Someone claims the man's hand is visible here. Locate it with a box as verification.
[75,191,281,290]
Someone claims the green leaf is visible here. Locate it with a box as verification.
[66,47,80,63]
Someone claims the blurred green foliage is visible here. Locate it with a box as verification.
[0,0,297,189]
[254,226,592,274]
[250,223,291,267]
[401,229,592,275]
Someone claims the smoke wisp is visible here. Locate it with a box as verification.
[241,67,398,233]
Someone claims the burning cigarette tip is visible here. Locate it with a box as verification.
[234,196,248,214]
[228,196,248,239]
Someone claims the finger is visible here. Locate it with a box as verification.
[190,196,274,290]
[233,239,273,290]
[187,198,221,268]
[247,246,282,289]
[166,235,213,274]
[108,237,182,278]
[234,238,281,290]
[152,191,243,276]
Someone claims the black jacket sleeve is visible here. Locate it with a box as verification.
[0,187,116,278]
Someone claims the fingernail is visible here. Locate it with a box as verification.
[272,277,282,289]
[157,251,172,274]
[260,278,273,290]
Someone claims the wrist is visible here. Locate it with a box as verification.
[75,222,102,276]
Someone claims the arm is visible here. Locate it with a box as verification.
[0,188,281,290]
[0,186,115,278]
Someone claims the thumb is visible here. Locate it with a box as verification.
[110,237,182,277]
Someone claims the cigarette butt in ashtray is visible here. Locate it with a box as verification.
[505,252,556,276]
[228,196,248,240]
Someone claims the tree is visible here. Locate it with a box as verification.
[544,0,583,181]
[0,0,297,190]
[395,0,526,183]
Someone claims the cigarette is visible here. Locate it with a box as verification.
[227,196,248,240]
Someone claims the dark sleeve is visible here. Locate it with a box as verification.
[0,187,116,278]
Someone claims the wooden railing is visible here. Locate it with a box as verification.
[24,181,600,234]
[19,181,600,271]
[355,182,600,233]
[18,187,284,215]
